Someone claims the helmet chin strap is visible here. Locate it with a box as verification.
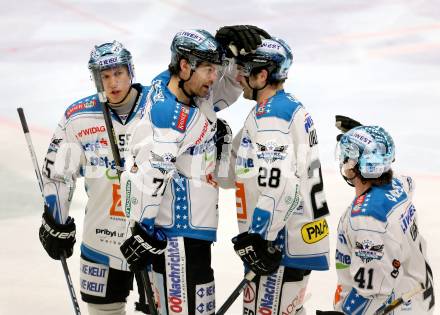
[178,70,196,104]
[245,76,268,101]
[340,166,357,187]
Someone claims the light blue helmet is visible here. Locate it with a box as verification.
[169,29,226,71]
[236,37,293,82]
[88,41,134,78]
[338,126,395,178]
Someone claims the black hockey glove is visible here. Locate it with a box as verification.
[215,25,271,57]
[316,311,344,315]
[335,115,363,141]
[120,222,167,272]
[232,232,282,276]
[39,208,76,260]
[215,118,232,160]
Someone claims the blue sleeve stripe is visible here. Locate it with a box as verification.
[80,243,110,266]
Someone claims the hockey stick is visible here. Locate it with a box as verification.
[216,270,256,315]
[17,107,82,315]
[95,84,159,315]
[373,284,425,315]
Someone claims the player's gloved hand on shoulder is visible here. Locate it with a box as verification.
[39,206,76,260]
[316,311,344,315]
[215,118,232,160]
[120,222,167,272]
[335,115,362,141]
[215,25,271,57]
[232,232,282,276]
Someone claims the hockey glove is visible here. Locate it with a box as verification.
[120,222,167,272]
[316,311,344,315]
[215,25,271,57]
[335,115,363,141]
[232,232,282,276]
[215,118,232,160]
[39,208,76,260]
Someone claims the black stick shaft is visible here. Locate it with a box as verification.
[140,270,158,315]
[102,103,123,179]
[216,271,256,315]
[101,100,159,315]
[17,107,81,315]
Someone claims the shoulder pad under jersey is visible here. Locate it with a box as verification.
[149,70,197,133]
[254,90,302,122]
[150,98,197,133]
[64,94,101,119]
[350,178,408,222]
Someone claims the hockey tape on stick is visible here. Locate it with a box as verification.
[17,107,82,315]
[216,270,256,315]
[373,283,424,315]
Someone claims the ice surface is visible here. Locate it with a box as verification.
[1,1,439,314]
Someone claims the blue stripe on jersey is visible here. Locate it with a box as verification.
[80,243,110,266]
[342,287,372,314]
[149,70,197,133]
[159,177,216,241]
[172,178,189,229]
[282,254,329,270]
[254,90,302,122]
[45,194,62,223]
[250,207,272,239]
[350,178,408,222]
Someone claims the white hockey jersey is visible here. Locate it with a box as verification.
[233,90,330,270]
[42,84,149,271]
[120,70,241,241]
[334,176,435,314]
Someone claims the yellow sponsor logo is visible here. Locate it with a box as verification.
[301,218,329,244]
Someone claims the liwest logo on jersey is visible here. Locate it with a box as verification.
[166,237,188,314]
[77,125,106,138]
[66,99,97,118]
[400,204,416,234]
[301,218,329,244]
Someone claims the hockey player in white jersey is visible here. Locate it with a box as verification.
[327,125,435,314]
[118,26,271,315]
[38,41,154,314]
[231,37,330,315]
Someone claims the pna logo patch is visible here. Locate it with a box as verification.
[301,218,329,244]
